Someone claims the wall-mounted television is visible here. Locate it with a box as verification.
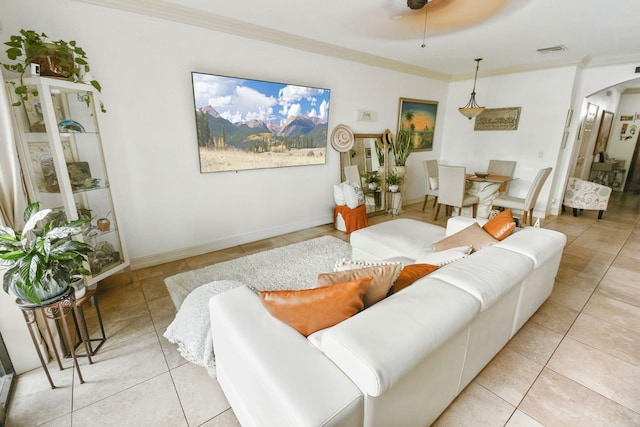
[191,72,330,173]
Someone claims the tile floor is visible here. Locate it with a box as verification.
[5,191,640,426]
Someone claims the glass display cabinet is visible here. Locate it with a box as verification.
[5,76,130,285]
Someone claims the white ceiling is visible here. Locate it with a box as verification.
[83,0,640,81]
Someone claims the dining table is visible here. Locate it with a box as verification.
[466,173,512,184]
[462,173,514,218]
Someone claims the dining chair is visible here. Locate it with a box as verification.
[434,165,479,220]
[488,160,516,194]
[344,165,362,188]
[491,167,552,226]
[421,159,439,210]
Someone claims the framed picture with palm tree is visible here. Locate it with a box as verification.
[397,97,438,152]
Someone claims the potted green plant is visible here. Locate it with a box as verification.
[391,129,411,168]
[386,171,402,192]
[363,170,379,190]
[1,29,104,111]
[0,202,94,305]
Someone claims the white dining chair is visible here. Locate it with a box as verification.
[421,159,439,210]
[344,165,362,187]
[434,165,479,220]
[488,160,516,194]
[491,167,552,226]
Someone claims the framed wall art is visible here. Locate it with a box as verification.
[191,72,331,173]
[593,110,614,154]
[474,107,522,131]
[397,98,438,151]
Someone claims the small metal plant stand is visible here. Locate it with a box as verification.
[17,288,93,388]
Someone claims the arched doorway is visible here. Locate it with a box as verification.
[571,77,640,192]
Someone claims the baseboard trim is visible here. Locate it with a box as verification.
[129,214,335,270]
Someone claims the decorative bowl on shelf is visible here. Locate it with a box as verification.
[474,172,489,178]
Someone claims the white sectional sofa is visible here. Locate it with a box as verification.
[209,217,566,427]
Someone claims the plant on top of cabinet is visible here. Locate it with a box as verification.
[1,29,105,112]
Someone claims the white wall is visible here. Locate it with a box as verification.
[1,0,448,267]
[439,67,576,217]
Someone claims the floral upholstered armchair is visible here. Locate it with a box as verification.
[562,177,612,219]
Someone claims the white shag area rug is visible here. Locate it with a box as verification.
[163,236,352,374]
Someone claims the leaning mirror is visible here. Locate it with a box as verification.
[340,133,387,216]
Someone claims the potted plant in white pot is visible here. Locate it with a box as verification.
[0,202,94,306]
[1,29,105,111]
[363,170,379,190]
[386,171,402,192]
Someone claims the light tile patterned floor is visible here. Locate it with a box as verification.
[6,192,640,426]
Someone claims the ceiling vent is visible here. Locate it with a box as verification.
[537,45,567,54]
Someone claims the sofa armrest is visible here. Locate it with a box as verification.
[445,216,488,236]
[209,286,363,427]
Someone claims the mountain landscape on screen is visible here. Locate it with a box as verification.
[195,105,328,152]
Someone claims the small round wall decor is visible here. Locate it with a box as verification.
[330,124,354,152]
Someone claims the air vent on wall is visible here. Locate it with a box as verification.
[537,45,567,54]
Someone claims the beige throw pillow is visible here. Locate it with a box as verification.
[433,222,498,253]
[318,263,400,308]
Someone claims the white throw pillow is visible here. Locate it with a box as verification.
[333,182,346,206]
[414,245,472,267]
[343,182,364,209]
[429,177,439,190]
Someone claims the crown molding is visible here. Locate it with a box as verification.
[74,0,452,81]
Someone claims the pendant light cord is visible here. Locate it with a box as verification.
[472,58,481,92]
[421,2,429,48]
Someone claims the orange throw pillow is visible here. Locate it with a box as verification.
[483,209,516,241]
[258,277,371,336]
[391,263,438,293]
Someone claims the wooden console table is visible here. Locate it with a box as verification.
[589,160,625,186]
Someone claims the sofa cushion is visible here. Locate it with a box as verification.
[433,222,498,253]
[321,278,481,397]
[429,246,533,311]
[318,264,400,307]
[482,209,516,241]
[414,245,472,267]
[259,278,371,336]
[391,264,439,293]
[494,227,567,268]
[350,218,446,261]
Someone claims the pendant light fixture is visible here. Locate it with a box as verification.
[459,58,485,120]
